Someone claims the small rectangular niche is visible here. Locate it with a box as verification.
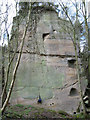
[67,58,76,68]
[42,33,49,41]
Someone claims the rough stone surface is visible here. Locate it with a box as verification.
[7,8,86,114]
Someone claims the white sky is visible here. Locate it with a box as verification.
[0,0,90,46]
[0,0,16,46]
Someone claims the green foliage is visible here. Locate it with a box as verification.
[73,113,85,118]
[3,111,23,119]
[73,113,90,119]
[58,110,71,117]
[15,104,24,107]
[3,104,72,119]
[0,110,2,119]
[47,109,56,113]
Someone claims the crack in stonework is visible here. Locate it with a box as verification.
[12,81,78,92]
[11,50,76,58]
[60,80,78,90]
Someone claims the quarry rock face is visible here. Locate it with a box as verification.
[10,8,82,114]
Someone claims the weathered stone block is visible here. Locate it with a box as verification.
[9,7,86,114]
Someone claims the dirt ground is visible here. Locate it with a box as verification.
[3,104,90,119]
[3,104,72,119]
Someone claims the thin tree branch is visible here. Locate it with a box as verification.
[1,2,32,113]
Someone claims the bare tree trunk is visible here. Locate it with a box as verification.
[1,46,6,106]
[1,1,10,109]
[82,1,90,112]
[1,2,20,103]
[88,26,90,88]
[73,30,87,115]
[1,46,18,102]
[57,0,87,115]
[1,2,32,114]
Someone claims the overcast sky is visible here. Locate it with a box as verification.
[0,0,90,46]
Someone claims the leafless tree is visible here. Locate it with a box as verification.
[57,0,89,115]
[0,1,32,116]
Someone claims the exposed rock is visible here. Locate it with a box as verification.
[8,6,87,114]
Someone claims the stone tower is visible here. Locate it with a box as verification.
[10,5,86,114]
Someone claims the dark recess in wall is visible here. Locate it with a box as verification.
[69,88,79,96]
[68,59,76,68]
[42,33,49,40]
